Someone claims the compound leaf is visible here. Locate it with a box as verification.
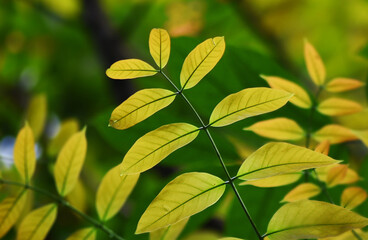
[149,28,171,69]
[106,59,158,80]
[304,40,326,86]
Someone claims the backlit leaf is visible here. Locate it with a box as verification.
[48,118,79,156]
[281,183,320,203]
[317,98,363,116]
[14,123,36,183]
[314,140,330,155]
[26,94,47,140]
[237,142,338,181]
[239,173,302,188]
[315,165,359,185]
[326,164,348,188]
[121,123,199,175]
[66,227,96,240]
[326,78,364,93]
[352,130,368,148]
[244,117,305,141]
[54,128,87,196]
[106,59,158,80]
[150,217,189,240]
[149,28,171,69]
[319,229,368,240]
[180,37,225,89]
[267,200,368,240]
[341,187,367,210]
[17,204,57,240]
[136,172,226,234]
[312,125,358,144]
[261,75,312,109]
[96,165,139,221]
[66,180,87,213]
[209,88,292,127]
[109,88,176,130]
[304,40,326,86]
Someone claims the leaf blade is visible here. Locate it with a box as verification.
[341,187,367,210]
[326,78,365,92]
[317,98,363,116]
[312,125,358,144]
[281,183,320,203]
[106,59,158,80]
[149,28,171,69]
[304,40,326,86]
[150,217,189,240]
[66,227,96,240]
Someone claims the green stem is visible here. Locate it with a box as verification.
[0,178,124,240]
[160,71,263,240]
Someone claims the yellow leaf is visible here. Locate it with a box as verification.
[66,227,96,240]
[109,88,176,130]
[237,142,338,181]
[136,172,226,234]
[317,98,363,116]
[244,117,305,141]
[314,140,330,155]
[17,204,57,240]
[281,183,321,203]
[121,123,199,175]
[66,180,87,213]
[180,37,225,89]
[48,118,79,156]
[26,94,47,140]
[312,125,358,144]
[267,200,368,240]
[54,128,87,196]
[240,173,302,188]
[96,166,139,221]
[150,217,189,240]
[315,164,360,185]
[0,190,28,238]
[261,75,312,109]
[149,28,171,69]
[339,168,360,185]
[341,187,367,210]
[14,123,36,183]
[209,88,293,127]
[304,40,326,86]
[326,164,348,188]
[326,78,365,93]
[106,59,158,80]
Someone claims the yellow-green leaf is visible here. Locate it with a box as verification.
[14,123,36,183]
[0,190,28,238]
[136,172,226,234]
[304,40,326,86]
[317,98,363,116]
[312,125,358,144]
[149,28,170,69]
[66,180,87,213]
[54,128,87,196]
[261,75,312,109]
[150,217,189,240]
[48,118,79,156]
[314,140,330,155]
[281,183,320,203]
[219,238,244,240]
[66,227,96,240]
[315,164,360,185]
[109,88,176,130]
[96,165,139,221]
[17,204,57,240]
[244,117,305,141]
[352,129,368,148]
[209,88,292,127]
[180,37,225,89]
[239,173,302,188]
[121,123,199,175]
[319,229,368,240]
[267,200,368,240]
[341,187,367,210]
[26,94,47,140]
[326,164,348,188]
[326,78,365,93]
[106,59,158,80]
[237,142,339,181]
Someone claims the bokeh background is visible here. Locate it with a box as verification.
[1,0,368,239]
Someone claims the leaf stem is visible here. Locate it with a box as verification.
[160,71,263,240]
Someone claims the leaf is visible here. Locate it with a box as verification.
[312,125,358,144]
[17,204,57,240]
[281,183,320,203]
[26,94,47,140]
[183,231,219,240]
[121,123,199,175]
[244,117,305,141]
[96,165,139,221]
[180,37,225,89]
[66,180,88,213]
[239,173,302,188]
[314,140,330,155]
[237,142,339,181]
[0,190,28,238]
[136,172,226,234]
[149,28,171,69]
[106,59,158,80]
[352,130,368,148]
[219,238,244,240]
[54,128,87,196]
[109,88,176,130]
[304,40,326,86]
[150,217,189,240]
[261,75,312,109]
[48,118,79,156]
[319,229,368,240]
[267,200,368,240]
[66,227,96,240]
[209,88,293,127]
[341,187,367,210]
[317,98,363,116]
[326,78,365,93]
[326,164,348,188]
[315,164,359,185]
[227,136,255,160]
[14,123,36,183]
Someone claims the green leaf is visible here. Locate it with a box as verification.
[149,28,171,69]
[106,59,158,80]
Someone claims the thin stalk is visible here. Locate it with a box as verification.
[160,71,263,240]
[0,178,124,240]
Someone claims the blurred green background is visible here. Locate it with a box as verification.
[1,0,368,239]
